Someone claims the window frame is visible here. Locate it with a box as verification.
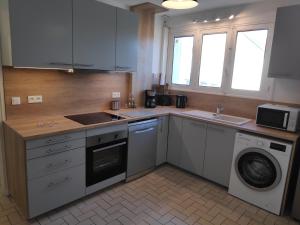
[197,28,232,94]
[166,23,275,100]
[224,24,274,99]
[166,29,198,88]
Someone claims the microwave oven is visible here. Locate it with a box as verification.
[256,104,300,132]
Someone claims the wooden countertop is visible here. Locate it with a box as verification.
[4,106,300,142]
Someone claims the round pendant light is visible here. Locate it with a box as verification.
[162,0,199,9]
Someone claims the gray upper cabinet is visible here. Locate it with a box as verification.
[9,0,73,69]
[268,5,300,79]
[73,0,116,70]
[181,119,207,176]
[156,116,169,166]
[116,8,139,72]
[203,125,236,187]
[167,116,183,166]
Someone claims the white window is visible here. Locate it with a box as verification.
[231,30,269,91]
[171,36,194,85]
[199,33,227,88]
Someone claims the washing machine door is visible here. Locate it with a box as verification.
[235,148,282,191]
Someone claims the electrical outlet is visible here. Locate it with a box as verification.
[112,92,121,98]
[28,95,43,104]
[12,97,21,105]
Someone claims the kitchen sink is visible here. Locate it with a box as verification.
[183,110,251,126]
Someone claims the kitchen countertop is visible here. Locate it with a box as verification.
[4,106,300,142]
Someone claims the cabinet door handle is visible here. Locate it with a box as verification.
[46,135,71,144]
[134,127,154,134]
[49,62,72,66]
[47,176,72,189]
[74,63,94,67]
[46,159,72,170]
[116,66,131,71]
[46,145,72,155]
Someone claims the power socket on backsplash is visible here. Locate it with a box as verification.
[28,95,43,104]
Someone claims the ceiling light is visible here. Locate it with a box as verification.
[162,0,198,10]
[215,18,221,22]
[229,15,235,20]
[203,20,208,23]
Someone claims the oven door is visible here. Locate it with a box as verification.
[86,139,127,187]
[256,107,289,130]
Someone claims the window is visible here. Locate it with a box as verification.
[167,25,272,99]
[231,30,268,91]
[171,36,194,85]
[199,33,227,88]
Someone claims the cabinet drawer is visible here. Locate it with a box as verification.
[28,165,85,218]
[26,131,85,149]
[27,147,85,180]
[27,138,85,160]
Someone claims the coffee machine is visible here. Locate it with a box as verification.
[145,90,156,108]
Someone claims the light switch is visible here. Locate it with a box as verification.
[12,97,21,105]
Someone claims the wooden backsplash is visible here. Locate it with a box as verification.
[170,90,300,119]
[3,68,131,120]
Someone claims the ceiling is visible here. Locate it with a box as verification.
[99,0,266,15]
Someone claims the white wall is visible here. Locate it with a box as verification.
[153,0,300,104]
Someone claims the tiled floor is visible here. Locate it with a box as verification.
[0,165,299,225]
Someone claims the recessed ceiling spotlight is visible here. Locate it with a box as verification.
[215,18,221,22]
[203,20,208,23]
[162,0,199,10]
[229,14,235,20]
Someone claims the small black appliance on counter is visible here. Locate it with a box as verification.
[145,90,156,108]
[176,95,188,108]
[156,94,172,106]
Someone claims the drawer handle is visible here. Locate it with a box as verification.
[47,176,72,189]
[46,159,72,170]
[46,135,72,144]
[46,145,72,155]
[134,128,154,134]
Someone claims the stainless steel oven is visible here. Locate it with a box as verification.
[86,130,127,194]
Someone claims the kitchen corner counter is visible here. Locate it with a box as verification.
[4,106,300,143]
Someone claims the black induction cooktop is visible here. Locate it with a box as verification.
[65,112,125,125]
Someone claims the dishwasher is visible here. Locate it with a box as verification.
[127,119,158,178]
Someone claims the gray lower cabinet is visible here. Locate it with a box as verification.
[9,0,73,68]
[28,165,85,218]
[203,124,237,187]
[156,116,169,166]
[167,116,183,166]
[181,119,207,175]
[73,0,116,70]
[25,132,86,218]
[116,8,138,72]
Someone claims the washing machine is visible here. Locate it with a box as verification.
[229,132,293,215]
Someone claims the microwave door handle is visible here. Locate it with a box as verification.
[283,113,288,128]
[93,142,127,153]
